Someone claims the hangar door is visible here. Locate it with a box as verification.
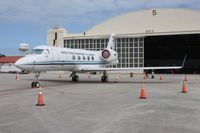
[144,34,200,74]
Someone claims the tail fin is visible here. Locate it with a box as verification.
[107,34,115,49]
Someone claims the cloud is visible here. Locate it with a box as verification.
[0,0,199,31]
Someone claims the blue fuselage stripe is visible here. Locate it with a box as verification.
[25,61,108,65]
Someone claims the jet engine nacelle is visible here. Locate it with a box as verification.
[101,48,118,64]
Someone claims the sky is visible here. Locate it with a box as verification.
[0,0,199,55]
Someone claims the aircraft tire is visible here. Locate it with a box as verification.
[101,76,104,82]
[72,75,79,82]
[75,75,79,82]
[35,82,40,88]
[31,82,35,88]
[31,82,40,88]
[105,76,108,82]
[101,76,108,83]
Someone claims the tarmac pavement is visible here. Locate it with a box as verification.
[0,73,200,133]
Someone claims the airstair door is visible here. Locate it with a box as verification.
[51,49,60,61]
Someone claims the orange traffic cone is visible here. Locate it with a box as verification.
[160,75,163,80]
[139,84,146,99]
[184,75,187,81]
[15,73,19,80]
[36,88,45,106]
[181,81,187,93]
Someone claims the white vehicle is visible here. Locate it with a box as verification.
[15,34,185,88]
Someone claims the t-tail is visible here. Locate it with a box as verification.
[100,34,118,65]
[107,34,115,50]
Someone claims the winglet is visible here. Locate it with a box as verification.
[181,55,187,68]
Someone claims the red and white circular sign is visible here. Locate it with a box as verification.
[102,49,110,59]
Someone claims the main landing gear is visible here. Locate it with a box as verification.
[69,71,108,82]
[31,73,40,88]
[101,71,108,83]
[70,72,79,82]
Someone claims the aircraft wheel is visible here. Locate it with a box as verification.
[72,76,75,82]
[101,76,105,82]
[35,82,40,88]
[72,75,79,82]
[101,76,108,83]
[31,82,40,88]
[105,76,108,82]
[104,76,108,82]
[31,82,35,88]
[75,75,79,82]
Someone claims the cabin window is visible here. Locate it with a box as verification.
[78,56,81,60]
[72,55,75,60]
[83,56,86,60]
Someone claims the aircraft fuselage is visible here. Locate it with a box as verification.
[15,45,118,73]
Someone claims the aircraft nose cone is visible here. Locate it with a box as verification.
[15,59,23,69]
[15,60,19,66]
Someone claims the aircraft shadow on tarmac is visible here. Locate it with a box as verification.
[26,78,178,84]
[0,78,179,96]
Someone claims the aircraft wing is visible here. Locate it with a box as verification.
[81,55,186,71]
[81,66,182,71]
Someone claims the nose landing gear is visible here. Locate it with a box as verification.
[31,82,40,88]
[31,73,41,88]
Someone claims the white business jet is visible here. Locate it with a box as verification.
[15,34,185,88]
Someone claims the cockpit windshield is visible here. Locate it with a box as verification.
[29,49,44,55]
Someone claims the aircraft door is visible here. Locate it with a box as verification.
[51,49,60,61]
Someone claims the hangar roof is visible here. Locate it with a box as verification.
[0,56,22,63]
[85,8,200,36]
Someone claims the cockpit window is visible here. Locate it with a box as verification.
[43,49,50,54]
[30,49,44,54]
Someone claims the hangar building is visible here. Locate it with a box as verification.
[47,8,200,73]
